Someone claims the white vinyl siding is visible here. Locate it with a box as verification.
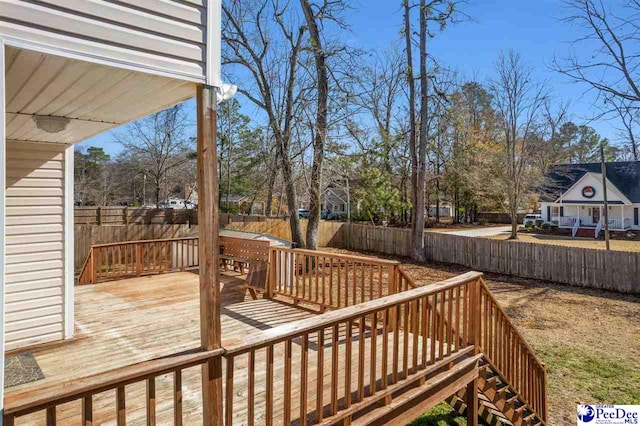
[4,141,65,350]
[0,0,208,82]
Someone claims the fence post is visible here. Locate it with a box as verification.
[136,243,143,276]
[96,207,101,225]
[468,277,482,353]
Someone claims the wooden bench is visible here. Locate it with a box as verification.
[219,236,271,298]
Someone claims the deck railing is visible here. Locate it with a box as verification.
[78,237,199,284]
[7,264,547,425]
[223,271,482,425]
[268,247,408,310]
[479,281,547,422]
[3,348,223,426]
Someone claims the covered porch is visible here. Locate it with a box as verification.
[554,203,632,231]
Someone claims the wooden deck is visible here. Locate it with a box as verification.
[6,271,316,425]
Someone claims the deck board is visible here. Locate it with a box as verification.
[6,272,317,425]
[6,272,457,426]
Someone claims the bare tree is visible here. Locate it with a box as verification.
[223,0,307,246]
[299,0,329,250]
[553,1,640,105]
[611,97,639,160]
[406,0,464,260]
[490,50,548,239]
[116,105,193,207]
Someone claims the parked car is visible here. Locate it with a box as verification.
[326,211,347,221]
[523,213,542,227]
[297,209,310,219]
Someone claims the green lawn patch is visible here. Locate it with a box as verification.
[409,403,467,426]
[539,345,640,404]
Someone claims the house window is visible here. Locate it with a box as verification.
[560,206,564,217]
[547,206,551,221]
[635,208,639,226]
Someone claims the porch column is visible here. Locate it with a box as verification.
[197,85,223,426]
[0,38,6,415]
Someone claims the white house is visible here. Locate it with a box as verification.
[540,161,640,237]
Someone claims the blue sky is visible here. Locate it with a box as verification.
[80,0,619,156]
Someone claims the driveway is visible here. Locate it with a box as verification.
[434,226,512,237]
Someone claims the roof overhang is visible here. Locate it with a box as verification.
[4,45,196,145]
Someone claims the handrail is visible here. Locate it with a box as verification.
[4,348,224,420]
[227,271,482,356]
[87,236,198,249]
[478,279,547,422]
[275,246,401,266]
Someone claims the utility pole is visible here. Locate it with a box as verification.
[600,144,610,251]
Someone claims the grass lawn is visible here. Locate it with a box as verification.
[487,232,640,252]
[322,248,640,426]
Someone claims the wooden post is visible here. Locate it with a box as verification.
[542,363,548,423]
[468,278,481,351]
[465,378,478,426]
[90,249,97,284]
[136,243,143,277]
[267,247,276,299]
[197,84,223,426]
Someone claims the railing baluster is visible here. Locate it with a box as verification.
[46,406,56,426]
[392,305,399,383]
[357,317,365,401]
[430,292,437,364]
[411,300,419,374]
[83,395,93,426]
[447,288,453,357]
[266,346,274,425]
[316,329,325,423]
[300,333,309,426]
[381,309,389,390]
[117,385,126,426]
[248,352,255,426]
[345,320,353,409]
[226,357,234,426]
[421,296,428,367]
[331,324,339,415]
[402,302,409,378]
[284,340,292,425]
[174,370,182,426]
[369,312,377,397]
[146,378,156,426]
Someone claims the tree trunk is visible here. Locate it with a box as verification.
[412,0,428,262]
[301,0,328,251]
[265,159,278,217]
[404,0,422,261]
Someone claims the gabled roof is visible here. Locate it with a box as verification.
[539,161,640,203]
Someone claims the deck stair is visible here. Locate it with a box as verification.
[447,358,545,425]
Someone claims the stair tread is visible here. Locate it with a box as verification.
[351,355,481,426]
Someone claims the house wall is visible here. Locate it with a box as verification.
[4,141,68,350]
[0,0,212,83]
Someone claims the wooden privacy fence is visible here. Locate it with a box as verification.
[76,207,267,226]
[340,224,640,294]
